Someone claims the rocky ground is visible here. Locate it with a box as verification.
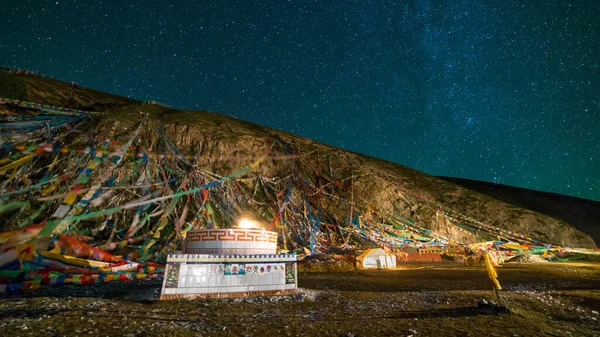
[1,262,599,336]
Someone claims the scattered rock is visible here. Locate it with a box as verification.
[507,255,549,263]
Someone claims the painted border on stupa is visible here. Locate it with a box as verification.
[185,229,278,255]
[187,229,278,242]
[159,254,298,300]
[160,289,299,300]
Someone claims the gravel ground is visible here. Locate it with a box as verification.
[0,262,599,336]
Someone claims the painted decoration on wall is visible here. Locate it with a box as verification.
[225,264,232,275]
[231,265,238,275]
[246,265,253,274]
[238,264,245,275]
[217,264,224,275]
[165,264,180,288]
[285,263,295,284]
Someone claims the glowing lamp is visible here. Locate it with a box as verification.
[238,218,260,229]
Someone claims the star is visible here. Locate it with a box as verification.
[0,0,598,201]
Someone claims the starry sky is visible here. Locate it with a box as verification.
[1,0,599,201]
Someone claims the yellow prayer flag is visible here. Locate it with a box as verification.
[8,167,18,180]
[484,252,501,290]
[48,154,59,170]
[64,192,78,205]
[0,153,34,173]
[40,181,60,196]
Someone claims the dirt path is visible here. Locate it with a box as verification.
[1,262,599,336]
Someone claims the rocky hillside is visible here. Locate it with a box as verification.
[0,68,596,252]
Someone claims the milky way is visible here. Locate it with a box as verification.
[1,0,599,201]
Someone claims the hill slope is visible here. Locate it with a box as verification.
[440,177,600,246]
[0,69,596,257]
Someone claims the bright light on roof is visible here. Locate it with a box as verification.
[238,218,260,229]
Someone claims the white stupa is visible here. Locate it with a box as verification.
[160,219,297,300]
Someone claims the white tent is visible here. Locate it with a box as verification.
[357,248,396,269]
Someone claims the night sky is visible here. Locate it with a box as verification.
[1,1,599,201]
